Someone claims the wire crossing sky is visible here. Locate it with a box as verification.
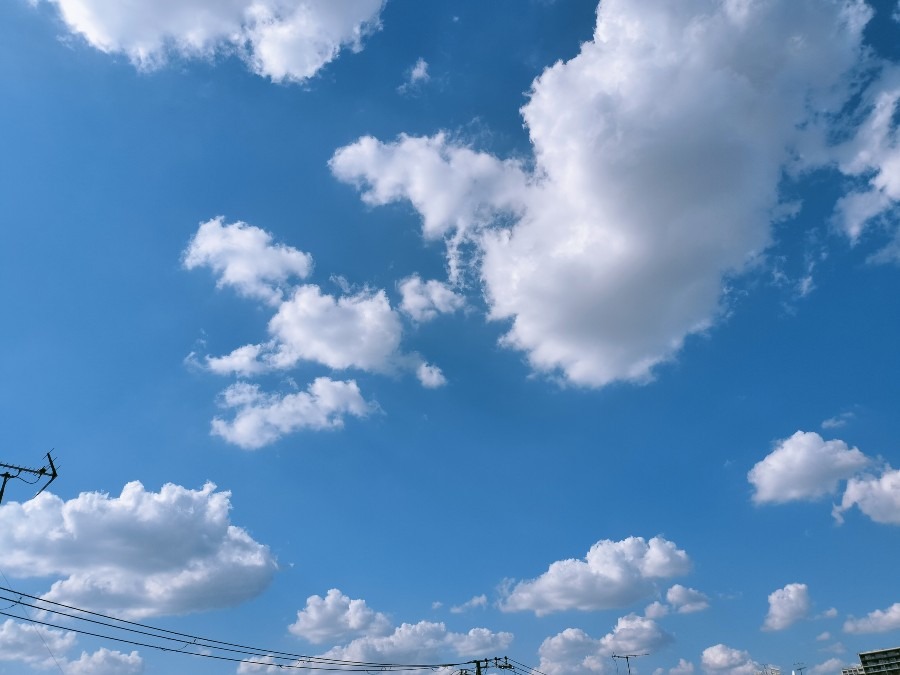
[1,0,899,674]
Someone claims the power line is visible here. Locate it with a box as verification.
[0,586,527,673]
[0,570,65,675]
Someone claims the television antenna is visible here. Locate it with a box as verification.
[0,452,58,504]
[612,653,649,675]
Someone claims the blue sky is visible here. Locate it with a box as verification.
[1,0,899,673]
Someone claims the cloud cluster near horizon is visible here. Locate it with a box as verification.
[0,621,142,675]
[0,481,276,619]
[238,588,512,672]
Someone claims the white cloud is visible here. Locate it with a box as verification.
[816,632,832,641]
[0,621,142,675]
[829,65,900,253]
[810,658,846,675]
[671,659,696,675]
[701,644,759,675]
[748,431,870,504]
[0,482,276,619]
[666,585,710,614]
[450,594,487,614]
[330,133,529,281]
[265,285,404,372]
[763,583,811,632]
[186,219,446,447]
[538,616,671,675]
[332,0,870,388]
[37,0,384,82]
[844,603,900,633]
[0,619,76,670]
[288,589,391,644]
[416,362,447,388]
[538,628,608,675]
[645,601,669,619]
[184,217,313,306]
[65,648,143,675]
[822,412,855,430]
[599,614,672,655]
[398,275,465,322]
[318,621,513,663]
[501,536,691,615]
[398,57,430,94]
[833,466,900,525]
[211,378,372,449]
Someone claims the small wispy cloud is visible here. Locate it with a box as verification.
[398,57,430,93]
[451,594,487,614]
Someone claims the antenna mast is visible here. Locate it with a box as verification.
[612,653,649,675]
[0,452,58,504]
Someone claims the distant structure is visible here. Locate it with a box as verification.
[757,667,781,675]
[859,647,900,675]
[843,665,865,675]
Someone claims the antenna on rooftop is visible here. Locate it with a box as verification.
[612,653,649,675]
[0,451,58,504]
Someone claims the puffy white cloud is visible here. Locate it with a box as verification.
[501,536,691,615]
[599,614,672,655]
[450,594,487,614]
[265,286,402,372]
[0,621,141,674]
[186,218,445,447]
[0,619,76,670]
[844,603,900,633]
[763,583,810,631]
[810,658,847,675]
[184,218,313,306]
[318,621,513,663]
[211,378,372,449]
[398,275,465,322]
[833,466,900,525]
[333,0,870,388]
[645,601,669,619]
[701,644,759,675]
[288,589,391,644]
[37,0,384,82]
[666,585,710,614]
[0,482,276,618]
[748,431,870,504]
[330,133,529,281]
[538,616,671,675]
[671,659,696,675]
[538,628,608,675]
[65,648,143,675]
[416,362,447,388]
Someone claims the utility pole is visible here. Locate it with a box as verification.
[0,452,58,504]
[458,657,513,674]
[612,653,649,675]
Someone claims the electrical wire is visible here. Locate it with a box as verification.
[0,585,502,673]
[0,573,66,674]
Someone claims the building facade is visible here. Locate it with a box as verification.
[860,647,900,675]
